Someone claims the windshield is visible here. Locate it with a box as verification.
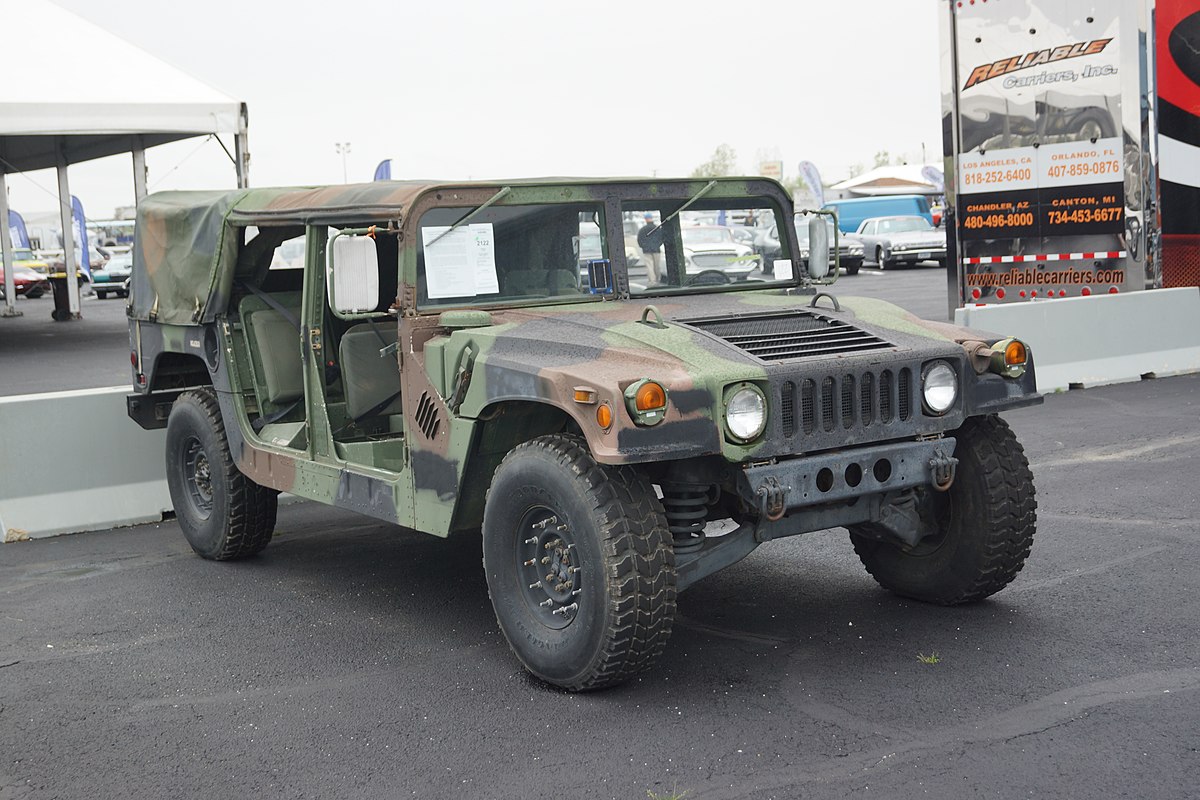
[624,197,791,293]
[876,216,931,234]
[417,203,605,308]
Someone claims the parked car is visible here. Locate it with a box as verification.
[753,218,865,275]
[855,216,947,269]
[91,252,133,298]
[0,263,51,299]
[680,225,762,282]
[824,194,933,234]
[7,247,51,275]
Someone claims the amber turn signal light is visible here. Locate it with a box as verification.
[596,403,612,429]
[1004,339,1027,366]
[989,338,1028,378]
[634,381,666,411]
[623,379,669,426]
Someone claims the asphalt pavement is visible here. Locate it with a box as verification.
[2,264,1198,799]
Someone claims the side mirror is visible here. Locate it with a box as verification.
[329,235,379,314]
[807,217,831,279]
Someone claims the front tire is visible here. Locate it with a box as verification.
[483,434,676,691]
[850,415,1036,605]
[876,246,888,270]
[165,388,277,560]
[96,290,108,300]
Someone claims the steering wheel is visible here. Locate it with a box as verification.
[685,269,732,287]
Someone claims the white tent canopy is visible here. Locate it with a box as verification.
[1,0,248,318]
[830,164,943,198]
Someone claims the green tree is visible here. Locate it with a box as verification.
[873,149,893,168]
[690,144,738,178]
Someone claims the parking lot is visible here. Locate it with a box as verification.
[2,266,1198,799]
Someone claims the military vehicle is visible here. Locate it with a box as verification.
[126,177,1040,691]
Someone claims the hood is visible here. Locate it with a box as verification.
[462,289,976,392]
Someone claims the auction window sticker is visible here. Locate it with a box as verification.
[421,224,500,299]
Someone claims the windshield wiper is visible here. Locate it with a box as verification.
[648,180,718,235]
[424,186,512,248]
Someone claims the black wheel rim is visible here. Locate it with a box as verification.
[182,435,214,519]
[515,505,581,630]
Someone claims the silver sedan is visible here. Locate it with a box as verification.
[855,216,946,269]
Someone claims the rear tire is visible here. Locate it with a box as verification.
[165,388,277,560]
[850,415,1036,604]
[96,290,108,300]
[483,434,676,691]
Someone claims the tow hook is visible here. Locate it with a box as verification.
[756,477,787,522]
[929,452,958,492]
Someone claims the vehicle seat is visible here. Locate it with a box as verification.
[246,309,304,405]
[339,323,403,420]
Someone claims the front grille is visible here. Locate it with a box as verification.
[682,310,893,361]
[691,252,742,269]
[783,367,913,440]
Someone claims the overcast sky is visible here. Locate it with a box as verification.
[9,0,943,219]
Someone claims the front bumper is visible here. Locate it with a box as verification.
[738,437,957,516]
[888,247,946,263]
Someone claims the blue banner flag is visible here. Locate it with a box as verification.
[7,209,30,249]
[70,195,90,275]
[372,159,392,181]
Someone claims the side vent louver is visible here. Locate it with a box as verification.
[415,391,441,439]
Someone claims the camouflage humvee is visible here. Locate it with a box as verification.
[127,177,1040,691]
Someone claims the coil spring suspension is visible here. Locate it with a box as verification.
[661,483,717,554]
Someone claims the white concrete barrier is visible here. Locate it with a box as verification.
[0,386,172,541]
[955,287,1200,392]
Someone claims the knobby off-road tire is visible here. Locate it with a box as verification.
[483,434,676,691]
[851,415,1037,605]
[165,388,277,560]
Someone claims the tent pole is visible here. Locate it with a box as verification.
[0,171,21,318]
[235,102,250,188]
[56,152,81,319]
[132,135,148,203]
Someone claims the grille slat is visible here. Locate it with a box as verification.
[682,310,893,362]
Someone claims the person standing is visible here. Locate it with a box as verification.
[637,212,665,286]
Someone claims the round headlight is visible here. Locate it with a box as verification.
[922,361,957,414]
[726,386,767,441]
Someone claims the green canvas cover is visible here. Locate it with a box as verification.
[130,183,438,325]
[130,190,247,325]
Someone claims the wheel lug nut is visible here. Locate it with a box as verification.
[545,573,556,582]
[541,556,551,565]
[555,582,567,592]
[529,582,541,589]
[523,559,536,567]
[539,598,554,608]
[524,536,538,545]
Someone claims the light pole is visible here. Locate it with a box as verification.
[335,142,351,183]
